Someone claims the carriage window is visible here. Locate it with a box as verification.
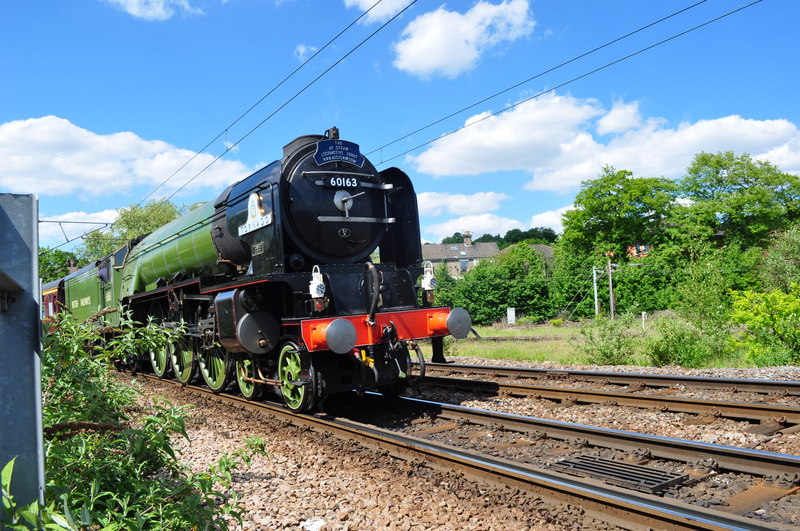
[113,245,129,268]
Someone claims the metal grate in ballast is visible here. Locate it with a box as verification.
[550,455,688,494]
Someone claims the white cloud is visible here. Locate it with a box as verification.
[102,0,203,20]
[344,0,409,24]
[409,93,602,176]
[39,210,120,248]
[425,213,524,242]
[393,0,534,79]
[529,205,572,234]
[0,116,252,198]
[596,100,641,135]
[417,191,510,216]
[407,93,800,192]
[294,44,318,62]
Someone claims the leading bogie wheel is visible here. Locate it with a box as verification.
[199,346,232,393]
[236,354,262,400]
[170,337,196,384]
[277,342,316,412]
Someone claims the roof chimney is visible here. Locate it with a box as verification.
[463,231,472,246]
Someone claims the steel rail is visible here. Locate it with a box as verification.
[139,375,785,531]
[419,375,800,425]
[420,362,800,395]
[400,396,800,478]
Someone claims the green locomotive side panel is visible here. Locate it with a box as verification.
[64,258,120,325]
[121,201,222,297]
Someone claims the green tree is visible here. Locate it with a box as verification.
[77,200,183,262]
[39,247,77,282]
[678,151,800,248]
[560,166,678,259]
[440,232,464,244]
[758,223,800,291]
[442,245,553,325]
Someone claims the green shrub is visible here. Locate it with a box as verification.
[576,314,641,365]
[731,285,800,366]
[5,310,268,530]
[644,317,731,368]
[549,318,565,327]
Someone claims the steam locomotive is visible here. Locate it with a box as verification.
[43,128,471,412]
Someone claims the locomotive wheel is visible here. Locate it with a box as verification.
[199,346,231,393]
[278,342,316,412]
[378,382,407,399]
[147,303,170,377]
[150,342,171,378]
[170,337,196,384]
[236,354,262,400]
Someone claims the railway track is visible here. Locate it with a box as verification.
[417,375,800,430]
[137,373,800,530]
[420,361,800,396]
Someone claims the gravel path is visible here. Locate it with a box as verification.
[131,360,800,530]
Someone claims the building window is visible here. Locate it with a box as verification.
[459,259,469,272]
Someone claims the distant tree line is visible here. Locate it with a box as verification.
[440,227,557,248]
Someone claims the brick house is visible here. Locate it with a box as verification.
[421,231,500,278]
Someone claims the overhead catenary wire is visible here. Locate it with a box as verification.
[39,0,407,255]
[365,0,710,159]
[137,0,389,207]
[163,0,419,203]
[374,0,765,167]
[41,0,764,255]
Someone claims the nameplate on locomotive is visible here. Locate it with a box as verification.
[314,139,365,167]
[238,193,273,236]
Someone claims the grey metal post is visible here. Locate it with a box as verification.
[592,266,599,316]
[0,194,45,517]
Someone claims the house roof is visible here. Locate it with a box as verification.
[421,242,500,261]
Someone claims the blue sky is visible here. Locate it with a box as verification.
[2,0,799,250]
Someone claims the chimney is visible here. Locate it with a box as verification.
[463,231,472,246]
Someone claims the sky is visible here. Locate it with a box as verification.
[2,0,799,251]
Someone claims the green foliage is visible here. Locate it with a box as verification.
[644,316,731,368]
[39,248,78,283]
[6,311,268,530]
[670,245,759,328]
[2,458,71,530]
[561,166,678,258]
[440,245,553,325]
[442,227,557,247]
[678,151,800,248]
[759,224,800,291]
[76,200,183,263]
[731,285,800,366]
[576,314,641,365]
[440,232,464,244]
[473,227,558,248]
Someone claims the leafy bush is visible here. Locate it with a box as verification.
[731,285,800,366]
[576,314,641,365]
[644,316,731,368]
[4,310,267,530]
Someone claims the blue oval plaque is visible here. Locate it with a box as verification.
[314,139,365,167]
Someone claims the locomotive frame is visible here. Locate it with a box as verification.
[43,128,471,412]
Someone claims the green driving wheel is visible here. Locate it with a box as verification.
[278,342,316,412]
[170,337,196,384]
[199,346,231,393]
[236,354,262,400]
[149,341,170,377]
[147,303,170,377]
